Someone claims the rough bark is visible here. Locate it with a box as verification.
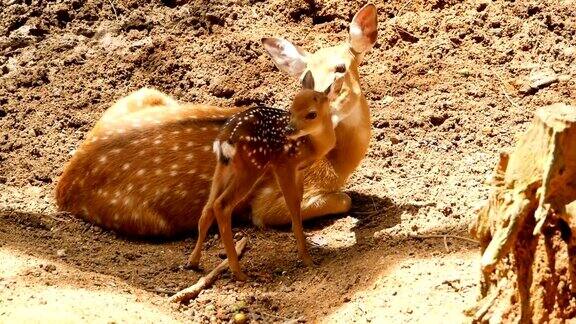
[469,103,576,322]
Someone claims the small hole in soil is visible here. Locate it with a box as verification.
[527,6,540,16]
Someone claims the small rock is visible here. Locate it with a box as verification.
[381,96,394,106]
[457,68,471,77]
[56,249,66,257]
[233,312,247,324]
[389,135,402,145]
[530,69,558,89]
[44,264,56,273]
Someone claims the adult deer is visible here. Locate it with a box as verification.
[55,4,378,236]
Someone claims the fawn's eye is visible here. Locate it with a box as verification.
[305,111,317,120]
[335,64,346,73]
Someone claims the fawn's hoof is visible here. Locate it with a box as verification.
[233,271,249,281]
[301,254,315,267]
[184,260,201,270]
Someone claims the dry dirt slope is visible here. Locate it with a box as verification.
[1,0,575,322]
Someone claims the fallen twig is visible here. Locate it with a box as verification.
[408,234,479,245]
[107,0,118,20]
[169,237,248,303]
[494,72,521,110]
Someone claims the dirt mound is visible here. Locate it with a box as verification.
[1,0,575,322]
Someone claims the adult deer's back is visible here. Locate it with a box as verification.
[56,88,240,236]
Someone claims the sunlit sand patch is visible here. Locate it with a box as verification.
[308,216,359,249]
[0,248,184,323]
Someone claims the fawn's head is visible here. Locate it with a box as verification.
[261,4,377,93]
[287,71,335,140]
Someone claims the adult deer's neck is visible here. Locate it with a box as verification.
[327,66,371,185]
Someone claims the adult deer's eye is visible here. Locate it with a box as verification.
[335,64,346,73]
[305,111,317,120]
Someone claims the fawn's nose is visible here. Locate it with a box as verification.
[286,122,297,135]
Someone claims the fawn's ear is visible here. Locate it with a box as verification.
[261,37,308,78]
[324,76,344,100]
[302,70,315,90]
[349,4,378,54]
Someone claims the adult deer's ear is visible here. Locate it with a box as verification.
[261,37,308,78]
[302,70,315,90]
[349,4,378,54]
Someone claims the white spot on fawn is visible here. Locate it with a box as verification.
[220,141,236,159]
[137,169,145,176]
[153,157,161,164]
[185,153,194,160]
[122,163,130,170]
[99,156,107,163]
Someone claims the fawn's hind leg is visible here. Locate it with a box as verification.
[186,204,215,269]
[273,166,313,266]
[186,164,226,269]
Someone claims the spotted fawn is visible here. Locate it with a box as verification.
[188,72,337,280]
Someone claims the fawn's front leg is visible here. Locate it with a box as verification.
[212,171,259,281]
[273,166,313,266]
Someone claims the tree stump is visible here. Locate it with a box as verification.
[469,103,576,322]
